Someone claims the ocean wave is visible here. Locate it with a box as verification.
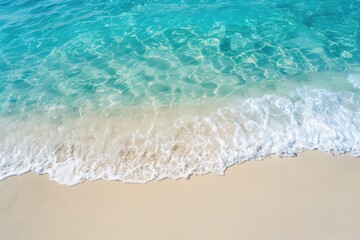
[1,83,359,185]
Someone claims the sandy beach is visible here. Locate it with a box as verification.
[2,1,360,239]
[1,151,360,240]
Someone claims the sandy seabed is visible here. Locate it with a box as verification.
[1,151,360,240]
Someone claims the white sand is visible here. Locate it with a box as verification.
[1,151,360,240]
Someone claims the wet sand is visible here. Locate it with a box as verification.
[1,151,360,240]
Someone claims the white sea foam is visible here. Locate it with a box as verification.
[1,79,360,185]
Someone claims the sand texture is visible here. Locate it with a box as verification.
[1,151,360,240]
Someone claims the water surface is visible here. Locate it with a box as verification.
[1,0,360,184]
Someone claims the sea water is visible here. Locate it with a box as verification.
[1,0,360,184]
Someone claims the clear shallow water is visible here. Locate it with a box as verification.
[1,0,360,184]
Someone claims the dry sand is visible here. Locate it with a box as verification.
[1,151,360,240]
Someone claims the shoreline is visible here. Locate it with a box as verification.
[3,83,360,185]
[1,150,360,239]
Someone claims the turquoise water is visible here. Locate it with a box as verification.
[1,0,360,184]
